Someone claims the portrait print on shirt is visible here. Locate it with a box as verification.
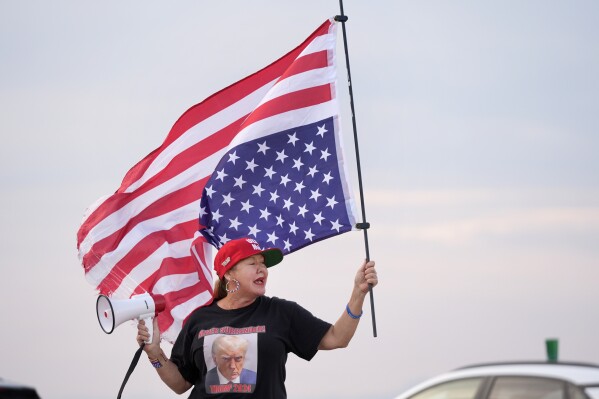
[203,333,258,394]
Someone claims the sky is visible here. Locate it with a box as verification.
[1,1,599,398]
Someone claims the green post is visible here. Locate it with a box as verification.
[545,338,559,362]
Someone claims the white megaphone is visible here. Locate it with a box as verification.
[96,293,166,344]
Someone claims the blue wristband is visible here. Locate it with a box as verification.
[346,304,363,319]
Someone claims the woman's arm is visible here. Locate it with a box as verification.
[137,319,193,395]
[318,260,378,350]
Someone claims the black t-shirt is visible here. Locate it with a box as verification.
[170,296,331,398]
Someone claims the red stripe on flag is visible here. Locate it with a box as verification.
[278,50,329,83]
[158,278,213,334]
[129,256,196,297]
[94,219,199,294]
[243,84,332,128]
[83,179,207,272]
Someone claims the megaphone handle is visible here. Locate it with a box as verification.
[143,316,154,344]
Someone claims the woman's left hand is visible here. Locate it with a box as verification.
[354,260,377,294]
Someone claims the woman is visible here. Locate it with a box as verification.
[137,237,378,398]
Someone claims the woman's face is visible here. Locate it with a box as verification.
[227,253,268,298]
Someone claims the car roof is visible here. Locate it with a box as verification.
[395,362,599,399]
[454,362,599,384]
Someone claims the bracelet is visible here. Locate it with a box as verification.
[149,351,168,369]
[346,304,363,319]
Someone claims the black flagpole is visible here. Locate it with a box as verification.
[335,1,377,337]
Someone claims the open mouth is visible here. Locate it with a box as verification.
[254,277,265,285]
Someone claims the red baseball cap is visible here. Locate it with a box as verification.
[214,237,284,279]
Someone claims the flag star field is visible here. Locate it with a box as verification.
[199,116,354,253]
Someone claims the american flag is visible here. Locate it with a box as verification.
[76,18,355,343]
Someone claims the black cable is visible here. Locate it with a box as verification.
[117,344,145,399]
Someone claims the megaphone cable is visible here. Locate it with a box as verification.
[116,343,145,399]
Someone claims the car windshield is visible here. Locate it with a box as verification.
[409,378,484,399]
[489,377,565,399]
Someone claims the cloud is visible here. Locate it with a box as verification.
[363,188,599,245]
[394,207,599,244]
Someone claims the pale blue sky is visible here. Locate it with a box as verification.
[1,1,598,399]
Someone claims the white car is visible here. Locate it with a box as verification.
[394,362,599,399]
